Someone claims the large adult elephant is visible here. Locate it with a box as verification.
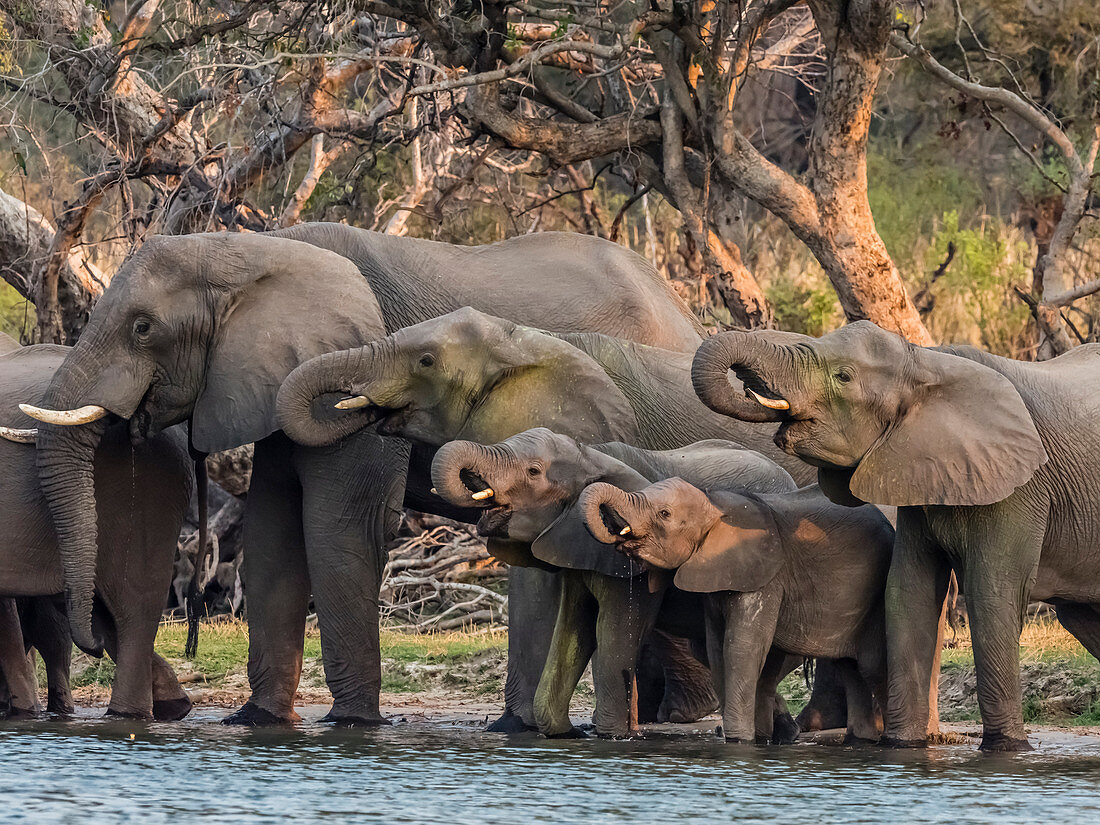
[276,308,819,729]
[0,340,194,719]
[691,321,1100,751]
[19,226,704,726]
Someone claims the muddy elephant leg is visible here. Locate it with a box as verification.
[796,659,848,732]
[651,630,719,724]
[23,597,73,715]
[533,573,597,737]
[225,435,308,725]
[0,599,39,716]
[589,575,661,738]
[296,433,409,725]
[960,519,1044,753]
[882,508,951,748]
[492,566,562,732]
[755,650,799,744]
[1055,603,1100,660]
[714,589,782,743]
[150,652,193,721]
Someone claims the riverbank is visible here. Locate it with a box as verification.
[63,616,1099,728]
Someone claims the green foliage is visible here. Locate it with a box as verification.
[0,282,33,341]
[766,273,843,337]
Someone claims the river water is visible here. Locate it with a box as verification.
[2,710,1098,824]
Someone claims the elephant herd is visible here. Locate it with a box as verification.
[0,226,1097,753]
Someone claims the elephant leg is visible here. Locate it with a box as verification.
[882,509,951,747]
[296,433,409,726]
[1055,603,1100,660]
[714,589,782,743]
[796,659,848,732]
[835,658,879,742]
[651,630,719,724]
[533,573,598,737]
[494,566,561,732]
[590,576,661,738]
[224,435,308,726]
[634,641,665,724]
[755,650,799,744]
[151,652,193,721]
[961,523,1044,753]
[0,599,39,716]
[24,597,73,715]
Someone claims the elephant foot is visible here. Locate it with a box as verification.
[2,705,41,720]
[771,712,800,745]
[105,707,153,721]
[979,731,1033,753]
[323,710,391,727]
[486,709,537,734]
[842,731,878,747]
[152,695,194,722]
[221,701,299,727]
[46,695,75,717]
[878,734,928,749]
[795,704,847,732]
[544,726,589,739]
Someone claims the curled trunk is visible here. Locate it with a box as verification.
[578,482,638,544]
[275,346,380,447]
[691,332,789,422]
[430,440,506,506]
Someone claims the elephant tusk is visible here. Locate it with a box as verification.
[18,403,109,425]
[619,525,632,536]
[430,487,439,495]
[746,388,789,411]
[0,425,37,444]
[471,489,494,501]
[335,395,371,410]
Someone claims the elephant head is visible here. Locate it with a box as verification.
[276,307,639,450]
[579,478,783,593]
[691,321,1048,508]
[20,233,385,653]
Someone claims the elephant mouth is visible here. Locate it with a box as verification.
[476,505,513,538]
[599,504,635,542]
[737,374,792,414]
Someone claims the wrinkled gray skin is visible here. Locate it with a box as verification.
[32,226,703,727]
[692,321,1100,751]
[582,478,895,743]
[431,428,801,738]
[278,309,820,730]
[0,341,193,719]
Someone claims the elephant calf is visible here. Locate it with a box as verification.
[581,478,895,743]
[431,428,801,738]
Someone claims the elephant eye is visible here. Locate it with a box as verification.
[658,508,672,520]
[133,319,152,337]
[418,353,435,368]
[527,466,541,477]
[835,369,852,384]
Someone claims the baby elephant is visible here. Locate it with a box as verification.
[581,478,895,743]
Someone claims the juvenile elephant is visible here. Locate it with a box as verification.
[431,428,799,737]
[278,309,819,730]
[692,321,1100,751]
[17,227,704,727]
[581,478,895,743]
[0,342,193,719]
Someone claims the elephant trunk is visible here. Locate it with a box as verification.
[691,332,792,423]
[34,355,111,656]
[430,440,511,506]
[276,345,381,447]
[578,482,643,545]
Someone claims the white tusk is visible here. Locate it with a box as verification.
[18,403,109,425]
[471,489,494,501]
[619,525,632,536]
[335,395,371,410]
[0,425,37,444]
[430,487,439,495]
[746,388,789,411]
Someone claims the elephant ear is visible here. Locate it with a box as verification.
[674,492,782,594]
[485,538,559,572]
[457,325,640,445]
[192,235,387,453]
[848,348,1047,507]
[531,500,643,578]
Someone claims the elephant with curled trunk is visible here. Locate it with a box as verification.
[431,428,802,738]
[19,225,704,728]
[277,308,839,731]
[691,320,1100,751]
[0,338,193,719]
[580,478,894,743]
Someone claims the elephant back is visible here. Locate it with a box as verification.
[0,345,68,429]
